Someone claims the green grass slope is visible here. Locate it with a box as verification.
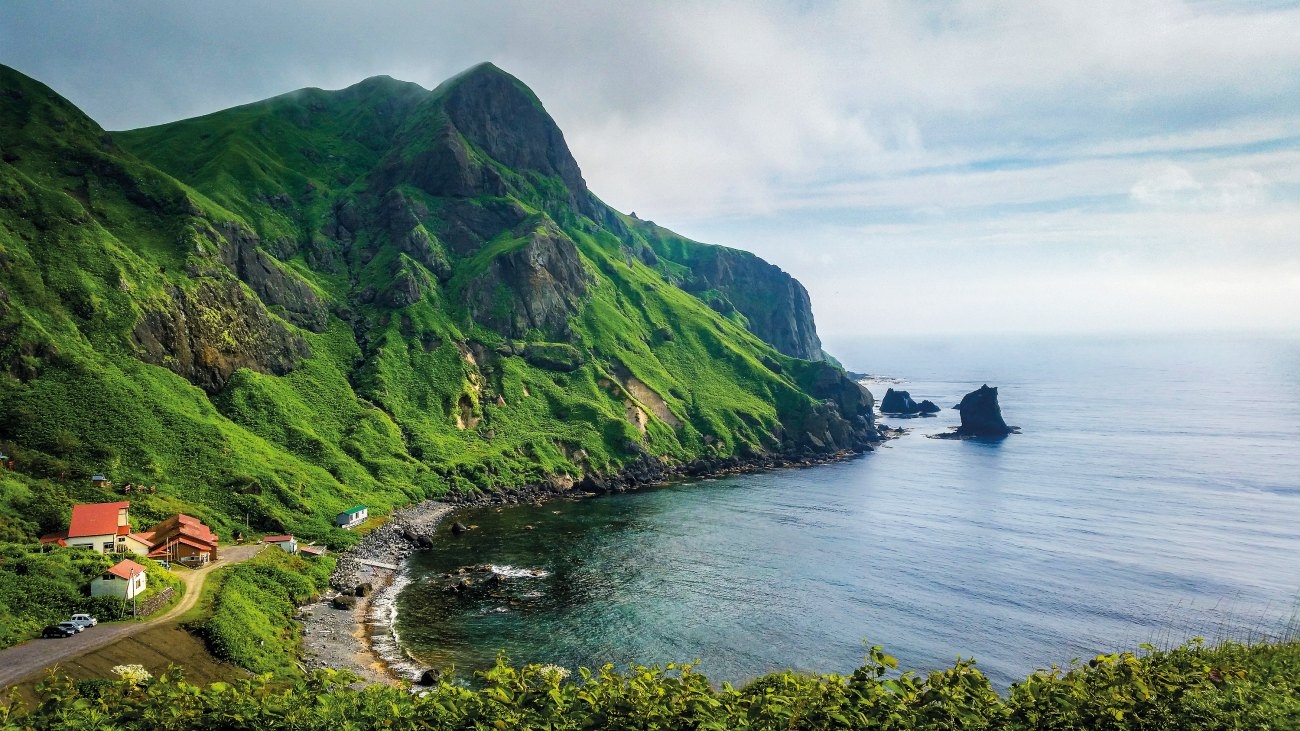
[0,63,874,558]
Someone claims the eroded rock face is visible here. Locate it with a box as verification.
[131,278,311,393]
[214,222,328,332]
[784,361,879,452]
[465,224,588,339]
[954,384,1013,436]
[681,248,823,361]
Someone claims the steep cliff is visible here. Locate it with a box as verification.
[0,62,872,544]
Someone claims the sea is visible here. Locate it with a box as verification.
[390,334,1300,688]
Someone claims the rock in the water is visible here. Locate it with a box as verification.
[354,582,373,597]
[418,669,441,686]
[953,384,1013,436]
[451,521,469,535]
[917,400,940,414]
[880,388,920,415]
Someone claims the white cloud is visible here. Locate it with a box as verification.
[2,0,1298,335]
[1131,164,1270,210]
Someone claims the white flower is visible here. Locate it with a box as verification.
[537,664,570,681]
[111,664,152,685]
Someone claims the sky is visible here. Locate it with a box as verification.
[2,1,1298,344]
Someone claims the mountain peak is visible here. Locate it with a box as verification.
[436,62,591,213]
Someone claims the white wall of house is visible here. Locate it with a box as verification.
[68,533,117,554]
[90,571,147,599]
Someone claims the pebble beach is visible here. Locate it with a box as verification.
[298,500,455,684]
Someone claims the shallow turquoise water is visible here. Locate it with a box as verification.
[394,334,1300,687]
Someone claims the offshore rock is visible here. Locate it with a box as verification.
[880,388,920,415]
[917,399,941,414]
[931,384,1018,439]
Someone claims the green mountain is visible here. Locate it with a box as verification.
[0,62,876,545]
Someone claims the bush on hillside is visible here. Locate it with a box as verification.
[2,640,1298,730]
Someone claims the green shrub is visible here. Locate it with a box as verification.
[193,548,334,677]
[3,640,1297,730]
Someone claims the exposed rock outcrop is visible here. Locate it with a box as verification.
[677,247,823,361]
[464,222,588,339]
[441,63,596,218]
[131,278,311,393]
[214,222,329,332]
[784,361,879,452]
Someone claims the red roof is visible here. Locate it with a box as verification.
[39,532,68,545]
[263,535,294,543]
[106,559,146,580]
[148,535,214,557]
[177,523,218,544]
[68,502,129,538]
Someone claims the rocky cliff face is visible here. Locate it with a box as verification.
[463,221,589,339]
[130,277,311,393]
[636,224,825,361]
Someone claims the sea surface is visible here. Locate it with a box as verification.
[393,334,1300,688]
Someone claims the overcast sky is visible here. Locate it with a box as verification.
[3,1,1298,344]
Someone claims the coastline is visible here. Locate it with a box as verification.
[300,500,455,683]
[299,440,900,684]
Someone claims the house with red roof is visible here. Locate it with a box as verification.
[145,513,219,565]
[51,501,134,554]
[41,502,220,563]
[263,535,297,554]
[90,558,148,599]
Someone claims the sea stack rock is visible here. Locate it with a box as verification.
[880,388,920,415]
[916,400,941,414]
[952,385,1014,437]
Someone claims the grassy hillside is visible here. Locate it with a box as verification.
[0,62,876,552]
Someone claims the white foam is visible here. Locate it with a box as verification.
[366,572,426,681]
[489,564,549,579]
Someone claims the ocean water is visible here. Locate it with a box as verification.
[393,334,1300,688]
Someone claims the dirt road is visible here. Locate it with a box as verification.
[0,544,264,690]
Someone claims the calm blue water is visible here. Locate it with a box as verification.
[394,334,1300,687]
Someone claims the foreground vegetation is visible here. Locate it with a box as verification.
[3,640,1296,730]
[188,547,334,677]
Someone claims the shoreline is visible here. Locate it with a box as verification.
[300,441,900,684]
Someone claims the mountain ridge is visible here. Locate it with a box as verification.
[0,62,872,546]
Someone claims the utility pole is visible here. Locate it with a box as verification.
[131,566,137,618]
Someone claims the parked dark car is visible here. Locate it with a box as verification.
[42,625,76,638]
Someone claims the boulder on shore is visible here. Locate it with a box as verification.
[879,388,920,415]
[952,384,1014,437]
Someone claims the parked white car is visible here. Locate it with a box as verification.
[70,613,98,628]
[56,621,83,634]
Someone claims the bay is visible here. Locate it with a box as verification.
[394,334,1300,687]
